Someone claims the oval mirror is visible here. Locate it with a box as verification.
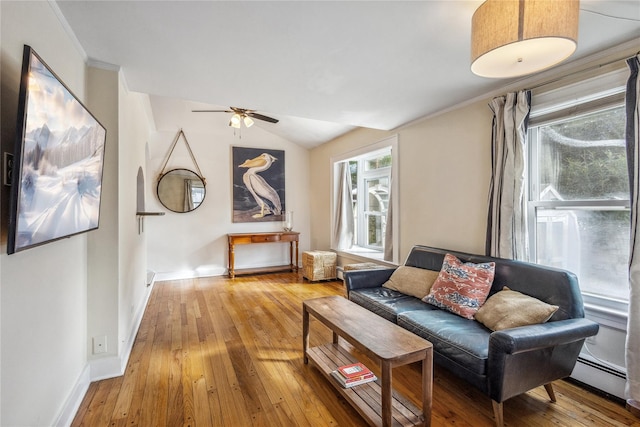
[156,168,206,213]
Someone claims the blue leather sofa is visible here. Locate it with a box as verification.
[344,245,600,427]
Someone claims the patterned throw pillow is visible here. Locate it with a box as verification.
[422,253,495,319]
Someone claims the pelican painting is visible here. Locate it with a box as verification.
[232,147,285,222]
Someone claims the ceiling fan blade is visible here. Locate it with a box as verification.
[246,112,279,123]
[192,109,233,113]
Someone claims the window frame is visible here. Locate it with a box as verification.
[330,135,399,264]
[355,149,391,250]
[526,69,630,320]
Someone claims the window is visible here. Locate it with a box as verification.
[191,181,205,208]
[331,135,398,262]
[351,149,391,250]
[527,70,630,309]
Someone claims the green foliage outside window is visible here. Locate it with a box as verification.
[538,106,628,201]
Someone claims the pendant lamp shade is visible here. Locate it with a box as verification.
[471,0,579,78]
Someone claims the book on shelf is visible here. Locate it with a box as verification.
[336,362,373,379]
[330,370,377,388]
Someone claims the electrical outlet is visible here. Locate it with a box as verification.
[93,335,107,354]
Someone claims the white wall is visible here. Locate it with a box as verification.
[116,76,153,365]
[0,2,90,425]
[309,101,492,262]
[146,126,311,279]
[85,66,154,379]
[0,2,156,424]
[86,66,119,368]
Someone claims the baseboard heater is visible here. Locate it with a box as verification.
[571,355,626,401]
[577,356,626,379]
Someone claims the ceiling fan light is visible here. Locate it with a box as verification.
[243,116,254,128]
[471,0,579,78]
[230,113,242,128]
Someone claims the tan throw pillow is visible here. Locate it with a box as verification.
[474,286,559,331]
[382,266,440,299]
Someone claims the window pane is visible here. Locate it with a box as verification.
[350,161,358,245]
[534,208,629,301]
[364,154,392,171]
[366,214,383,247]
[365,177,389,212]
[534,106,628,201]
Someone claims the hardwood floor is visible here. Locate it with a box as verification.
[72,273,638,426]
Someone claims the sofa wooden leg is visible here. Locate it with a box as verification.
[544,383,557,402]
[492,400,504,427]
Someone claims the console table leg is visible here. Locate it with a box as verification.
[289,241,294,271]
[229,242,235,278]
[381,361,392,427]
[295,240,299,272]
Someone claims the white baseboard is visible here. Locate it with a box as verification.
[155,267,226,281]
[53,280,157,425]
[52,364,90,427]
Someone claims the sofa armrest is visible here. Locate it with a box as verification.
[487,318,599,402]
[343,268,396,293]
[489,318,599,355]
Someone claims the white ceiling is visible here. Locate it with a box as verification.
[55,1,640,148]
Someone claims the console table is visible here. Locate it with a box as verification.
[227,231,299,278]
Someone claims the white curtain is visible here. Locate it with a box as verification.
[333,162,354,250]
[486,90,531,260]
[625,54,640,412]
[384,178,393,262]
[183,179,194,211]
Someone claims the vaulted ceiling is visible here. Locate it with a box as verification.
[55,1,640,148]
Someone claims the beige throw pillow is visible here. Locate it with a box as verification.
[382,266,440,299]
[474,286,559,331]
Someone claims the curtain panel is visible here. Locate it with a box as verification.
[183,179,194,211]
[333,162,354,250]
[485,90,531,260]
[625,53,640,414]
[384,178,393,262]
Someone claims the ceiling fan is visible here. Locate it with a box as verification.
[192,107,279,129]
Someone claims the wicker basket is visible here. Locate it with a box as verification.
[302,251,337,281]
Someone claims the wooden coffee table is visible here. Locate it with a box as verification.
[303,296,432,427]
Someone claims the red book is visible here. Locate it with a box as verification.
[336,362,372,379]
[343,372,375,384]
[331,370,377,388]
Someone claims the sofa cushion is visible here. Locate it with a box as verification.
[398,309,490,375]
[349,287,437,323]
[422,253,495,319]
[474,286,559,331]
[382,266,440,299]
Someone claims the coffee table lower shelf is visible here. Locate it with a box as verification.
[306,343,424,427]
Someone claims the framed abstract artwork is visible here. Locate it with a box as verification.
[232,146,285,223]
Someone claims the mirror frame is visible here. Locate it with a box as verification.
[156,168,206,213]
